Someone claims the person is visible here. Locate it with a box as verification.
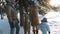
[37,17,50,34]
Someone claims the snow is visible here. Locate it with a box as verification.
[0,15,41,34]
[45,11,60,34]
[0,11,60,34]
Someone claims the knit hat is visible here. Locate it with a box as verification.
[41,17,47,22]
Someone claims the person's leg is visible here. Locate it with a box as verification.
[10,27,14,34]
[28,23,30,34]
[33,26,35,34]
[15,20,20,34]
[36,26,38,34]
[24,28,27,34]
[9,21,15,34]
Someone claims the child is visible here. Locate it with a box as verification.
[37,18,50,34]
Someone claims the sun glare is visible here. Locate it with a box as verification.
[49,0,60,7]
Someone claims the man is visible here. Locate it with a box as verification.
[37,18,50,34]
[5,0,20,34]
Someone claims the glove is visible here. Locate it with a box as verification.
[49,32,50,34]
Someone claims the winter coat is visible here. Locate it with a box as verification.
[37,22,50,34]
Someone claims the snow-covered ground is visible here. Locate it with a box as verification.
[0,11,60,34]
[0,14,41,34]
[45,11,60,34]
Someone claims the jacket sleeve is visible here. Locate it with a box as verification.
[46,24,50,32]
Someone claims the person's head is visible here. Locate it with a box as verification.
[41,17,47,22]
